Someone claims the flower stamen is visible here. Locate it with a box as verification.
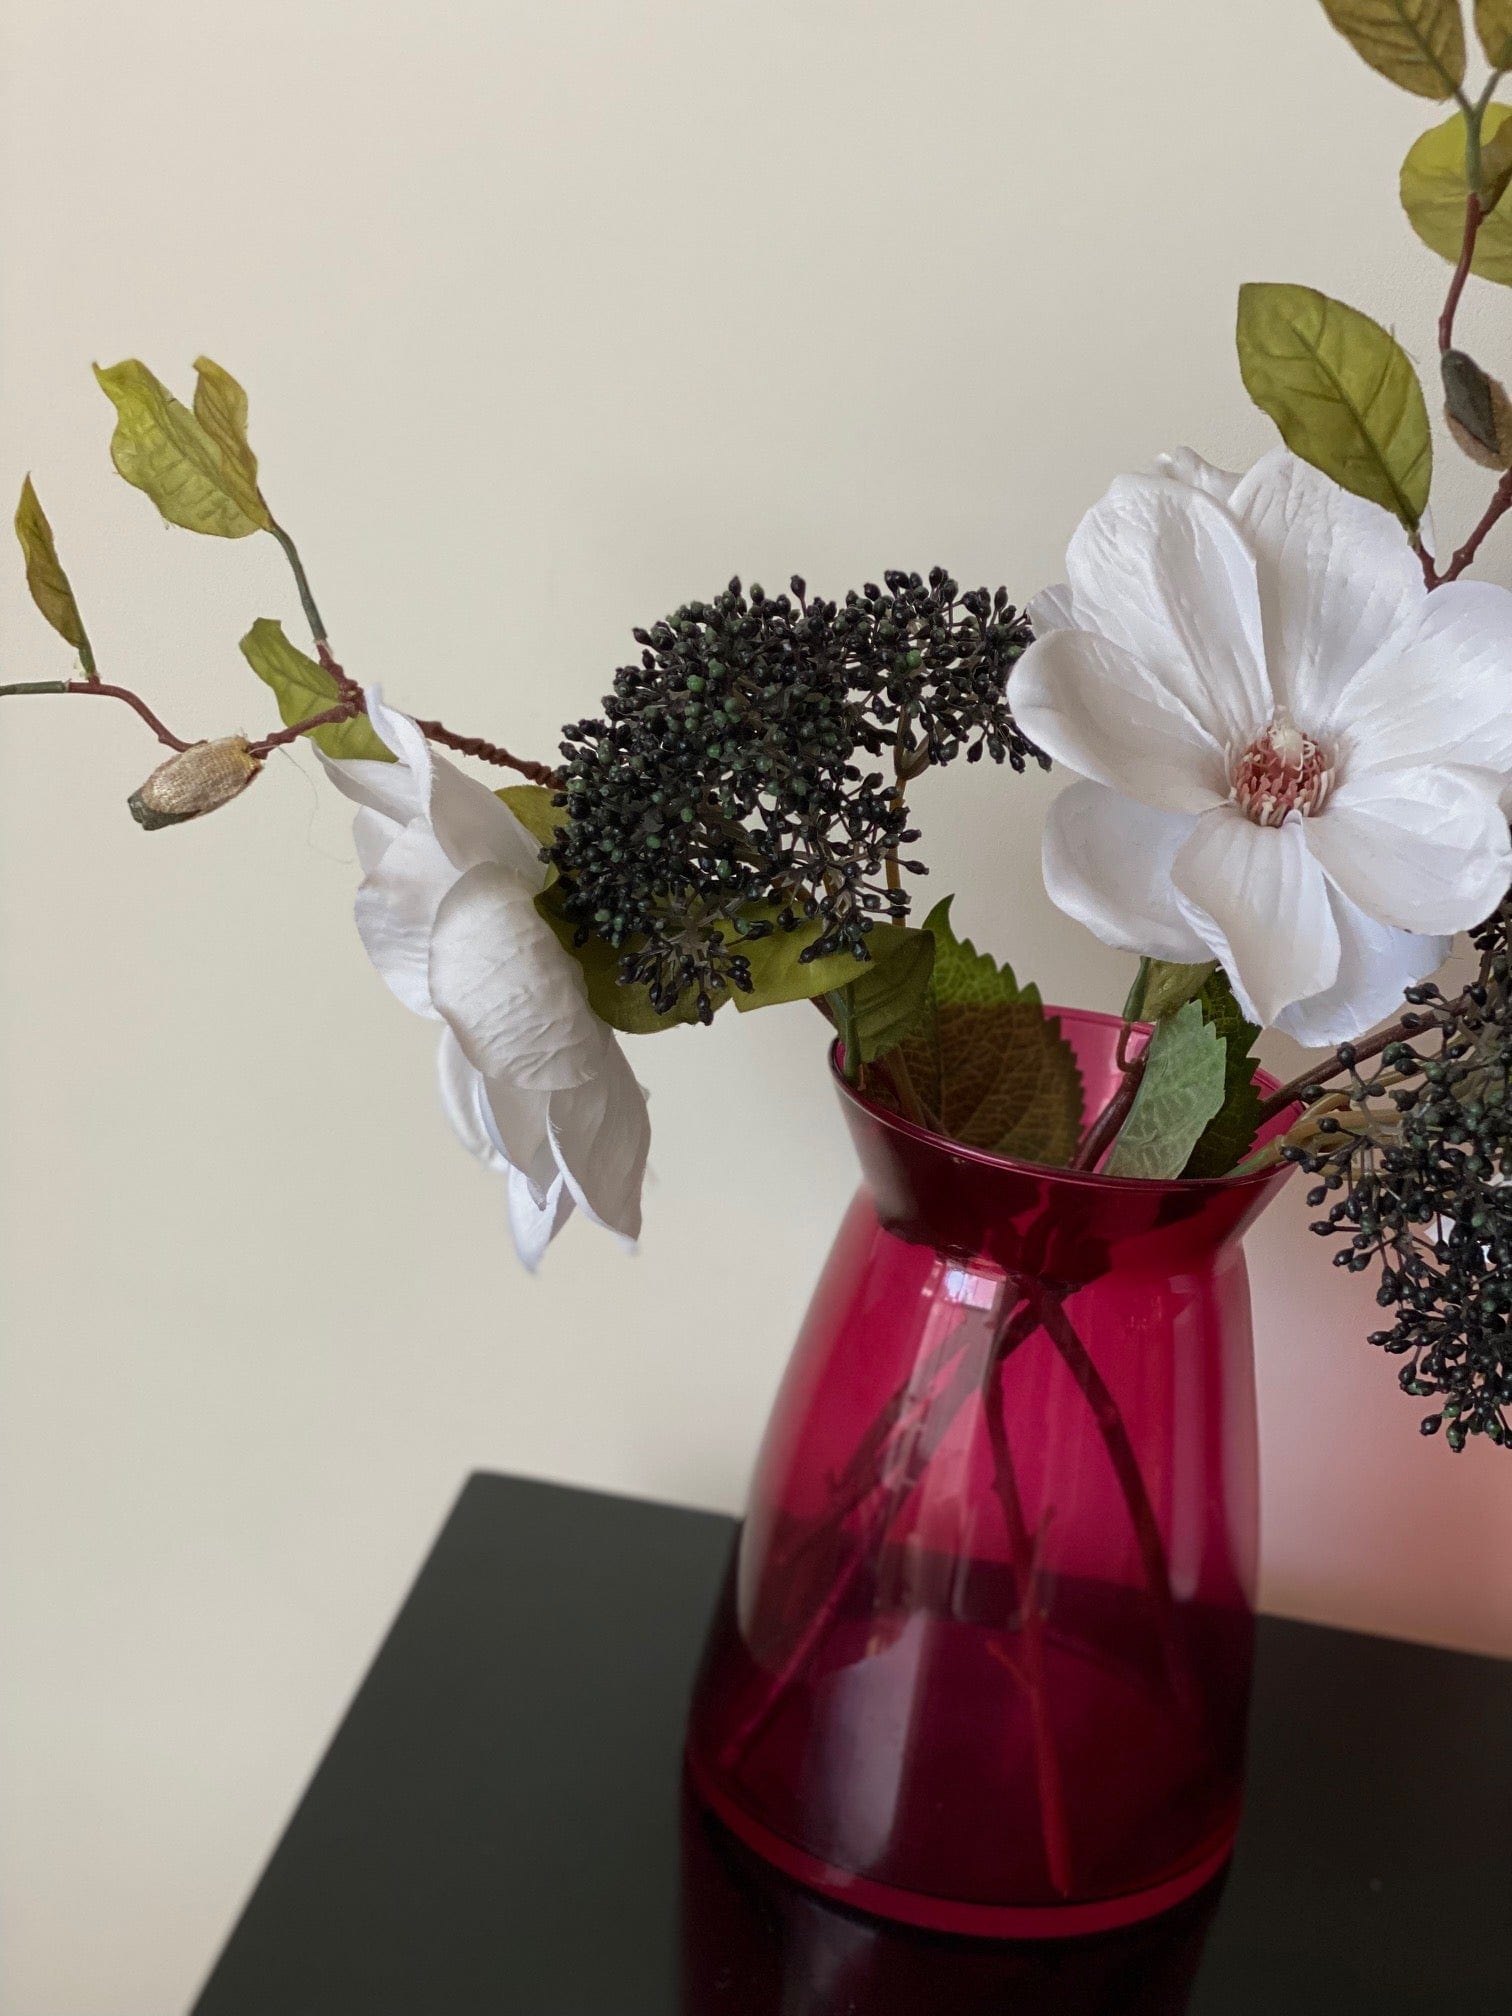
[1230,712,1333,826]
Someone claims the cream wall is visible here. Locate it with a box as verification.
[2,2,1510,2011]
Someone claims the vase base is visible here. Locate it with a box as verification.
[684,1745,1235,1941]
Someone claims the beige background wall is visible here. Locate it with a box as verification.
[3,2,1510,2010]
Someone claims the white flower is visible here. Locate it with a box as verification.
[321,690,650,1268]
[1013,447,1512,1046]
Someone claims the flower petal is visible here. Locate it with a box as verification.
[428,861,602,1091]
[1330,578,1512,785]
[1272,891,1450,1049]
[1148,447,1244,506]
[1225,448,1424,737]
[547,1039,651,1248]
[508,1165,575,1271]
[1010,626,1230,813]
[1303,766,1512,935]
[1063,472,1271,747]
[1042,779,1209,961]
[318,752,423,830]
[363,688,544,885]
[1172,806,1341,1027]
[1027,583,1074,633]
[354,818,458,1017]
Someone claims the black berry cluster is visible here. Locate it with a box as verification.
[1285,901,1512,1452]
[546,571,1039,1020]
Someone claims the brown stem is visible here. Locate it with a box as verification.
[1253,991,1468,1122]
[981,1324,1075,1897]
[1032,1289,1200,1720]
[1443,468,1512,582]
[414,718,560,786]
[1439,192,1483,354]
[248,701,362,757]
[1070,1053,1147,1172]
[0,678,192,751]
[715,1298,1040,1773]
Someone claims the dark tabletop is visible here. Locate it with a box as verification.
[192,1473,1512,2016]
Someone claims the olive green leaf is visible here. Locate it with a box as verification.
[1182,971,1264,1178]
[239,617,393,761]
[888,896,1083,1166]
[497,783,566,849]
[1442,347,1512,464]
[14,476,96,676]
[536,907,708,1033]
[1476,0,1512,68]
[95,359,270,537]
[1402,103,1512,281]
[191,357,263,502]
[1319,0,1466,98]
[1236,282,1432,526]
[1105,1000,1227,1181]
[838,926,937,1062]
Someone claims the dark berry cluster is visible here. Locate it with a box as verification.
[1285,903,1512,1452]
[546,571,1039,1020]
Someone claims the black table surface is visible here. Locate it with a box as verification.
[192,1473,1512,2016]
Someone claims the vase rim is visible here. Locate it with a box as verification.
[830,1001,1301,1197]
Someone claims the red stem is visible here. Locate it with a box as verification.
[0,679,194,752]
[1439,193,1483,354]
[1442,468,1512,582]
[1070,1053,1146,1172]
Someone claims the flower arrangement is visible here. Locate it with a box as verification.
[6,0,1512,1463]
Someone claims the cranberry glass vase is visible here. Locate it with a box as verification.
[685,1009,1297,1938]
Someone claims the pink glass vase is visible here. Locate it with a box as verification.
[685,1009,1298,1939]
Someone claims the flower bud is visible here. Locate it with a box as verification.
[128,736,261,830]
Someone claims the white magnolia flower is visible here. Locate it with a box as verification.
[321,690,650,1268]
[1014,447,1512,1046]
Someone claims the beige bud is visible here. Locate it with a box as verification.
[129,735,261,830]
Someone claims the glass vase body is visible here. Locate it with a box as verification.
[685,1010,1296,1938]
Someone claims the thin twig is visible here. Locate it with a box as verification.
[0,678,192,751]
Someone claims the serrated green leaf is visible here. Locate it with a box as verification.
[1137,959,1218,1024]
[1182,971,1264,1178]
[1402,103,1512,282]
[1104,1001,1227,1180]
[239,617,393,761]
[95,358,270,537]
[1320,0,1466,99]
[191,357,262,501]
[1476,0,1512,68]
[14,476,95,674]
[888,896,1083,1166]
[1236,282,1432,526]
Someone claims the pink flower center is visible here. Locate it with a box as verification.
[1229,713,1333,827]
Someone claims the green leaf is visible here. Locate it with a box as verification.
[1401,103,1512,282]
[1320,0,1466,99]
[239,617,393,760]
[14,476,95,674]
[1182,971,1264,1179]
[1476,0,1512,68]
[536,904,709,1034]
[1134,959,1218,1025]
[1236,282,1432,526]
[842,926,936,1062]
[734,917,932,1032]
[95,358,270,537]
[1104,1001,1227,1180]
[191,357,263,502]
[497,783,566,849]
[889,897,1084,1166]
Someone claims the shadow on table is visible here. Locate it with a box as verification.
[679,1785,1223,2016]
